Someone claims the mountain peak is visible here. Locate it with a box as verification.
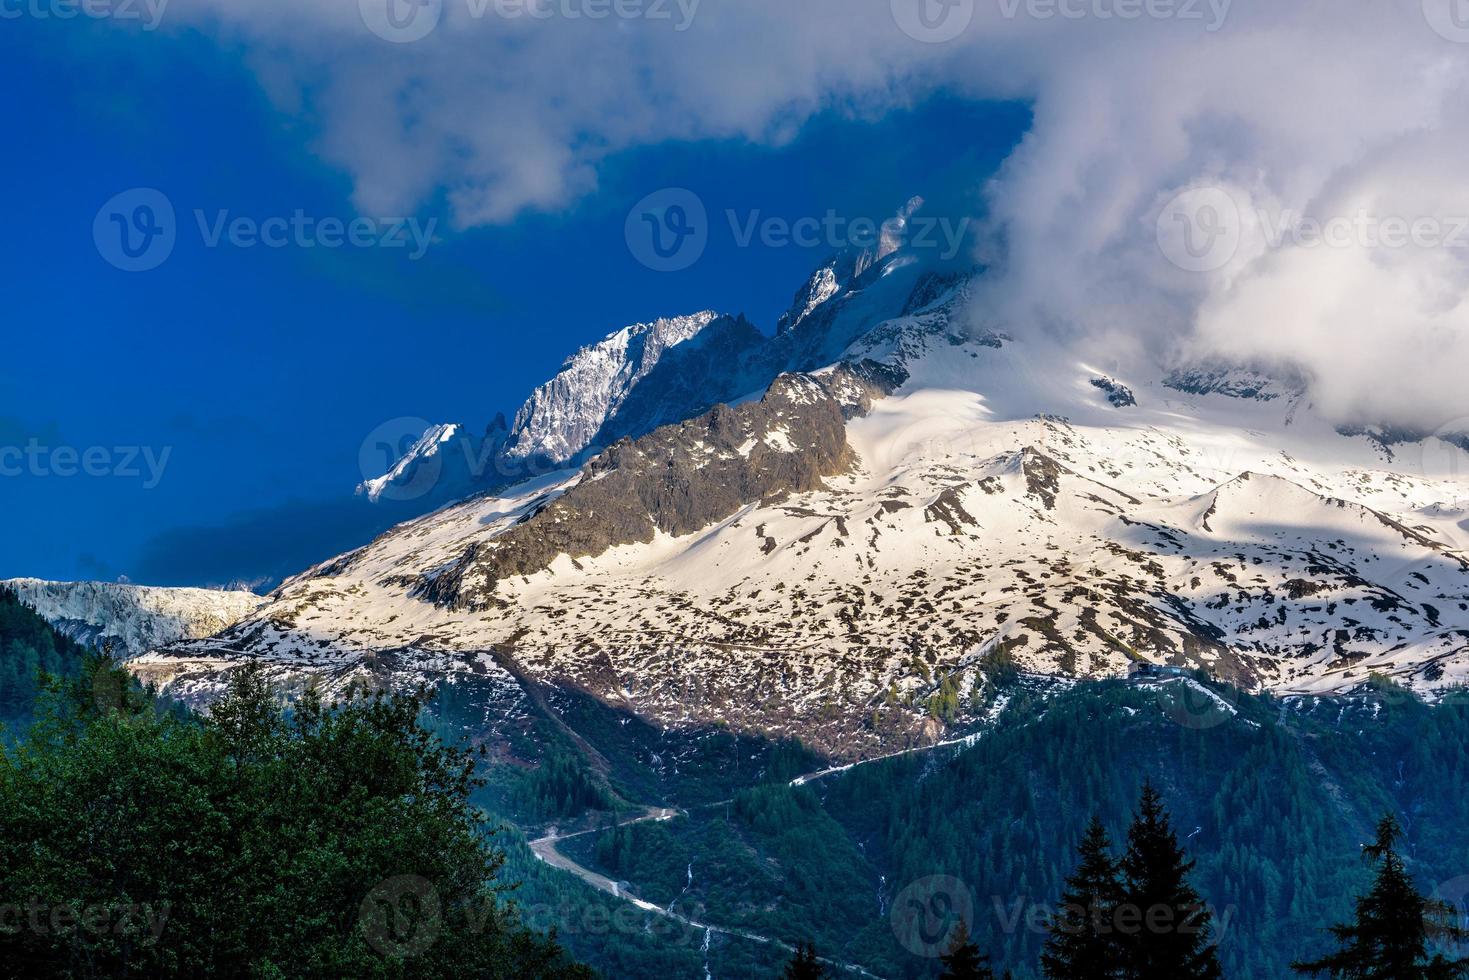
[776,197,928,337]
[500,310,722,466]
[355,422,463,503]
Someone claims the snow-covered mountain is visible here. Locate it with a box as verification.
[502,311,723,467]
[129,204,1469,757]
[356,416,509,506]
[360,202,952,516]
[4,579,262,658]
[358,311,752,508]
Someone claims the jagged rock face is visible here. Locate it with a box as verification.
[589,315,769,448]
[419,364,900,611]
[774,196,923,336]
[776,249,876,336]
[4,579,261,658]
[1163,365,1304,402]
[1091,377,1137,408]
[502,311,721,466]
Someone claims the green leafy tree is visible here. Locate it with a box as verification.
[1043,817,1126,979]
[1294,815,1469,979]
[782,941,828,979]
[0,660,591,979]
[1118,783,1222,980]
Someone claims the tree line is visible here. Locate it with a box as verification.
[779,783,1469,979]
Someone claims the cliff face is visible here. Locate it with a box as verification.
[3,579,262,658]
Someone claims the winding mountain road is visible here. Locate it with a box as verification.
[528,733,985,979]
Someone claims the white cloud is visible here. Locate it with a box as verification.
[160,0,1469,428]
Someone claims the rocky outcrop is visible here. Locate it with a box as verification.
[502,311,721,466]
[418,362,904,610]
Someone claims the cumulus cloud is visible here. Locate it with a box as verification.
[159,0,1469,428]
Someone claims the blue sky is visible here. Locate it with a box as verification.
[0,15,1029,587]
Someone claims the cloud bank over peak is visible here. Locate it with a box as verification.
[168,0,1469,430]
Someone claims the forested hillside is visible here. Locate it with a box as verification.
[561,675,1469,978]
[0,585,89,732]
[7,585,1469,978]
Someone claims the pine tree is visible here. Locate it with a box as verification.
[1118,783,1222,980]
[1043,817,1126,979]
[782,941,828,980]
[1294,814,1469,978]
[939,921,998,979]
